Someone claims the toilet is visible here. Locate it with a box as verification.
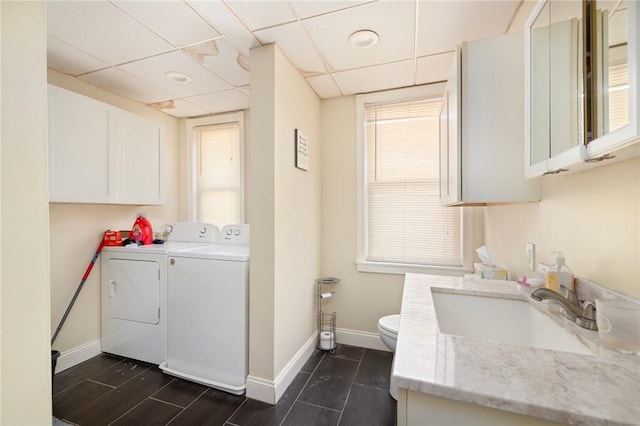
[378,314,400,400]
[378,314,400,351]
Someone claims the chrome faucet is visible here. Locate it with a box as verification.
[530,287,598,330]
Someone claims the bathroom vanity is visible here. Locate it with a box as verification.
[394,274,640,425]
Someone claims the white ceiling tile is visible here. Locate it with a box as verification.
[185,89,250,114]
[187,1,261,57]
[47,36,110,76]
[302,1,416,71]
[255,22,327,75]
[47,1,175,65]
[306,74,342,99]
[77,67,177,104]
[161,99,210,118]
[417,1,519,56]
[47,0,531,115]
[225,1,296,31]
[290,0,374,19]
[183,39,250,87]
[415,51,455,85]
[111,0,221,47]
[333,60,414,96]
[118,51,232,98]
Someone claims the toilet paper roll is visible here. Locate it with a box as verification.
[319,331,335,350]
[320,292,333,299]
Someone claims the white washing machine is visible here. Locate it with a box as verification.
[101,222,218,364]
[160,224,249,394]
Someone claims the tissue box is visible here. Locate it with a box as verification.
[474,263,508,280]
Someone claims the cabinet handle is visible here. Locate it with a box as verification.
[542,168,570,176]
[585,153,616,163]
[170,258,175,265]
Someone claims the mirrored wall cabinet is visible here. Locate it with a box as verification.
[525,0,639,177]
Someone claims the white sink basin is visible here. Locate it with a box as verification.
[431,290,595,356]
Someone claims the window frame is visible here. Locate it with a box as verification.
[355,85,474,276]
[186,111,245,223]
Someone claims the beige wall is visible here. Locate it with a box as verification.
[248,44,277,381]
[248,44,322,383]
[485,157,640,297]
[320,96,406,332]
[272,46,322,376]
[1,1,52,423]
[47,70,182,355]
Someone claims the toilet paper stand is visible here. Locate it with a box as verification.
[316,277,339,351]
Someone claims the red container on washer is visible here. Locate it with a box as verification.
[131,214,153,245]
[103,230,123,246]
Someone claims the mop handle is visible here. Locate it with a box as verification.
[51,237,106,346]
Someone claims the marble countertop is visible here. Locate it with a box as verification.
[394,273,640,425]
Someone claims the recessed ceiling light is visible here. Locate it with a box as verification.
[348,30,379,49]
[165,71,192,84]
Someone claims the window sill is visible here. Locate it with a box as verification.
[356,260,473,277]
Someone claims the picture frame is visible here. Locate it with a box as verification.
[295,128,309,171]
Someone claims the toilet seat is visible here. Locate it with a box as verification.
[378,314,400,336]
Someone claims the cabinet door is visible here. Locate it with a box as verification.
[526,0,583,176]
[439,92,450,205]
[527,0,551,174]
[48,85,113,203]
[525,0,639,176]
[549,1,583,155]
[587,0,639,160]
[439,49,462,206]
[113,109,164,205]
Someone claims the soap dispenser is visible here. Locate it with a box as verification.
[545,251,574,292]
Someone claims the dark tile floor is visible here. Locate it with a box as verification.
[53,344,396,426]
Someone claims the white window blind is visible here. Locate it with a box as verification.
[365,98,462,267]
[608,62,629,133]
[195,122,242,226]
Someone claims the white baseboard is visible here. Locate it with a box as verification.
[246,332,317,404]
[246,328,389,404]
[54,339,102,373]
[336,327,389,352]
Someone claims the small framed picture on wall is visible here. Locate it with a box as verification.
[295,129,309,171]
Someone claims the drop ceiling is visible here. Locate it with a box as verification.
[47,0,535,118]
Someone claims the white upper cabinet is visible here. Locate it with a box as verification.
[113,108,165,205]
[525,0,639,177]
[48,84,113,203]
[48,85,165,205]
[439,32,540,206]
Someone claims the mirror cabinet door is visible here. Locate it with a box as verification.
[595,0,629,137]
[530,0,551,167]
[549,0,584,156]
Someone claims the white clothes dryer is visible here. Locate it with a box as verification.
[161,224,249,394]
[101,222,218,364]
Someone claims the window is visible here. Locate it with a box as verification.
[186,112,244,226]
[356,86,472,275]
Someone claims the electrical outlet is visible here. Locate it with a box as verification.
[526,243,535,271]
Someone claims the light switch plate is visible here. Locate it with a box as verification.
[526,243,535,271]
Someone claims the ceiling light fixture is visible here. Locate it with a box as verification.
[165,71,192,84]
[237,54,250,72]
[348,30,379,49]
[147,100,176,110]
